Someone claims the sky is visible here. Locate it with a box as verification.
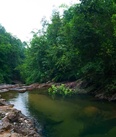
[0,0,79,42]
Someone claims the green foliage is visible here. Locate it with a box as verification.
[48,84,73,98]
[112,14,116,37]
[19,35,49,84]
[0,24,25,83]
[105,79,116,95]
[1,0,114,97]
[21,0,116,94]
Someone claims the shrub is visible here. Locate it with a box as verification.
[48,84,73,98]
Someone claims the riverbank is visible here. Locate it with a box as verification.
[0,96,42,137]
[0,80,116,101]
[0,83,52,93]
[0,80,91,93]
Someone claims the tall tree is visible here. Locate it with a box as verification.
[0,24,25,83]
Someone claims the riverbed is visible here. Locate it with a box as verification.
[1,89,116,137]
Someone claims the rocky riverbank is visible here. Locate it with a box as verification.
[0,96,42,137]
[0,80,116,102]
[0,83,52,93]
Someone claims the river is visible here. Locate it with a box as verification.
[1,89,116,137]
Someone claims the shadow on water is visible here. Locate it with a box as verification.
[79,115,116,137]
[28,103,64,137]
[1,89,116,137]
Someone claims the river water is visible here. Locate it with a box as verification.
[1,89,116,137]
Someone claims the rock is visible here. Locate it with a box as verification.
[0,99,7,106]
[95,93,106,100]
[0,97,42,137]
[108,94,116,101]
[10,88,26,93]
[2,119,11,130]
[0,84,19,90]
[83,106,100,117]
[11,133,20,137]
[29,130,38,136]
[0,133,11,137]
[7,109,20,122]
[0,89,9,93]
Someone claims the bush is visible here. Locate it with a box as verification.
[48,84,74,98]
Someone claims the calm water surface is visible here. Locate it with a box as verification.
[1,89,116,137]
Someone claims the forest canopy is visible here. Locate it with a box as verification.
[0,24,25,83]
[0,0,116,94]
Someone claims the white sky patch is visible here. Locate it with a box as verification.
[0,0,79,42]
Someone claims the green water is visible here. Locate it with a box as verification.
[1,89,116,137]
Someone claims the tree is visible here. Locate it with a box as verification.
[21,0,116,94]
[0,24,25,83]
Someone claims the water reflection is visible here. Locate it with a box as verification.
[9,92,30,116]
[27,93,116,137]
[1,90,116,137]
